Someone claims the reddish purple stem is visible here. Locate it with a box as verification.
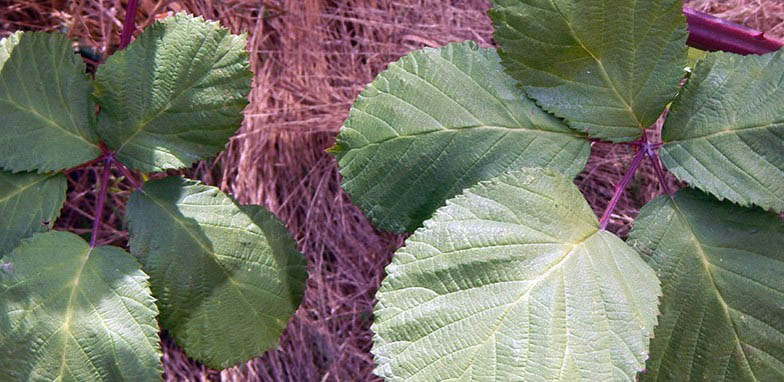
[645,144,674,196]
[119,0,139,49]
[111,158,142,189]
[684,7,784,55]
[599,139,647,230]
[89,156,113,248]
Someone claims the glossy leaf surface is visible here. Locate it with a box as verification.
[373,168,660,381]
[0,32,101,172]
[95,13,252,172]
[0,170,66,255]
[661,50,784,212]
[629,189,784,381]
[490,0,688,142]
[0,231,162,381]
[332,42,590,232]
[127,176,306,368]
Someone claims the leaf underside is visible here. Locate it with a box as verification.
[95,13,252,172]
[0,231,162,382]
[0,170,66,255]
[0,32,101,172]
[332,41,590,233]
[372,168,660,381]
[661,50,784,212]
[490,0,688,142]
[127,176,306,369]
[629,189,784,381]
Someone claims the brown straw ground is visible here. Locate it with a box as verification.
[1,1,781,381]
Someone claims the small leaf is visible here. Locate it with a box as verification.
[490,0,688,142]
[332,42,590,233]
[629,189,784,381]
[127,176,306,368]
[661,50,784,212]
[0,170,66,255]
[372,168,660,381]
[0,32,102,172]
[0,231,162,381]
[94,13,252,172]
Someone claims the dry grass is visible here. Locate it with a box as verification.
[0,0,780,380]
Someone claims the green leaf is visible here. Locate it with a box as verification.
[686,47,707,70]
[628,189,784,381]
[0,31,21,67]
[490,0,688,142]
[0,231,162,381]
[0,170,66,255]
[332,42,590,233]
[94,13,252,172]
[0,32,102,172]
[127,176,306,368]
[372,168,660,381]
[660,50,784,212]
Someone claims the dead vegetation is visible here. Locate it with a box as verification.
[1,0,780,380]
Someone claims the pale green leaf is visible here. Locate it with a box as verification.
[331,42,590,233]
[0,231,162,381]
[629,189,784,381]
[0,31,21,67]
[490,0,688,142]
[0,32,102,172]
[95,13,252,172]
[127,176,306,368]
[660,50,784,212]
[0,170,66,255]
[372,168,660,381]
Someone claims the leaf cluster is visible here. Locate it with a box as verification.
[0,13,306,380]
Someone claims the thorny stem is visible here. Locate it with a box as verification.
[684,8,784,55]
[89,155,113,248]
[87,0,140,246]
[119,0,139,49]
[599,135,648,230]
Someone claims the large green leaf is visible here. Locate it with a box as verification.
[94,13,252,172]
[331,42,590,233]
[0,231,162,381]
[373,168,660,381]
[0,32,102,172]
[127,176,306,368]
[0,170,66,255]
[629,189,784,381]
[490,0,688,142]
[660,50,784,212]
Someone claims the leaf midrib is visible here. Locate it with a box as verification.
[141,191,273,332]
[56,245,92,380]
[0,98,98,149]
[671,200,760,381]
[0,175,53,204]
[548,0,640,128]
[342,125,584,152]
[409,228,598,380]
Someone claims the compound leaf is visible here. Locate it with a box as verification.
[660,50,784,212]
[0,231,162,381]
[629,189,784,381]
[127,176,306,369]
[0,32,102,172]
[0,170,66,256]
[490,0,688,142]
[373,168,660,381]
[331,42,590,233]
[95,13,252,172]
